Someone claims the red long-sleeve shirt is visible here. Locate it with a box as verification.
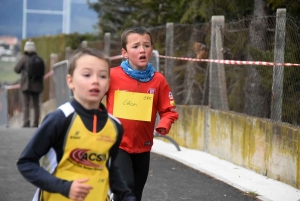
[106,66,179,153]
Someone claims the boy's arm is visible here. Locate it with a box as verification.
[155,77,179,135]
[16,110,72,198]
[108,118,136,201]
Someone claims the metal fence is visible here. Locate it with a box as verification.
[146,11,300,127]
[52,60,72,108]
[150,50,160,71]
[0,87,8,127]
[5,10,300,128]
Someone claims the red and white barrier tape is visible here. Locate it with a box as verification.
[5,84,20,90]
[108,53,300,67]
[5,70,54,90]
[157,55,300,67]
[5,54,299,90]
[110,55,123,60]
[5,55,122,90]
[44,70,53,79]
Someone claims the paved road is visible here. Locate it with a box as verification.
[0,128,36,201]
[0,128,260,201]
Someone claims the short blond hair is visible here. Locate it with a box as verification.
[68,47,111,76]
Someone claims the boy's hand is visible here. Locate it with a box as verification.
[155,127,167,135]
[69,178,93,201]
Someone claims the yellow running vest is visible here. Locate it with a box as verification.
[41,113,117,201]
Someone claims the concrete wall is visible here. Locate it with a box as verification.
[9,101,299,189]
[167,105,300,189]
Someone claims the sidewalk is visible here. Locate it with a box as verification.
[151,139,300,201]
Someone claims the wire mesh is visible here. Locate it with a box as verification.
[149,15,300,126]
[4,13,300,127]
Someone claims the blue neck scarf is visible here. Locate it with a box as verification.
[120,60,155,82]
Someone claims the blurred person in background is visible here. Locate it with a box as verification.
[14,40,45,127]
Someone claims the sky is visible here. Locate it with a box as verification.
[0,0,98,40]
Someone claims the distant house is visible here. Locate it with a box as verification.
[0,36,18,46]
[0,36,20,60]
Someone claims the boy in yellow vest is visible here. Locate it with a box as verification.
[17,47,136,201]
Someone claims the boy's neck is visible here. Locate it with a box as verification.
[128,61,147,71]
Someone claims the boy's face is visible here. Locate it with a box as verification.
[67,54,110,109]
[122,33,153,70]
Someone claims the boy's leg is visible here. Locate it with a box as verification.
[113,149,134,201]
[132,152,150,201]
[31,92,40,127]
[22,91,30,127]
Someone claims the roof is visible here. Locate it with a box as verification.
[0,36,19,46]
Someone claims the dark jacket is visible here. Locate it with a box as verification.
[14,52,44,93]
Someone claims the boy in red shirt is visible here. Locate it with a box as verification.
[106,26,179,201]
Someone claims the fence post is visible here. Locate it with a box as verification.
[65,47,71,60]
[52,61,71,107]
[209,16,228,110]
[271,8,286,122]
[104,32,111,56]
[81,40,88,48]
[49,53,58,99]
[215,21,228,110]
[150,50,160,72]
[0,87,8,127]
[165,23,177,101]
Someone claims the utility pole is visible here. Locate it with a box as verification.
[22,0,71,39]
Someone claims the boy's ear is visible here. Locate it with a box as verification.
[66,74,74,90]
[121,48,128,59]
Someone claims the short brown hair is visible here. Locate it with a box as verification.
[68,47,111,76]
[121,26,153,51]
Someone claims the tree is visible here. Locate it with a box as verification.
[242,0,270,118]
[88,0,254,35]
[87,0,136,35]
[267,0,300,17]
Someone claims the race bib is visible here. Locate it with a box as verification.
[113,91,153,121]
